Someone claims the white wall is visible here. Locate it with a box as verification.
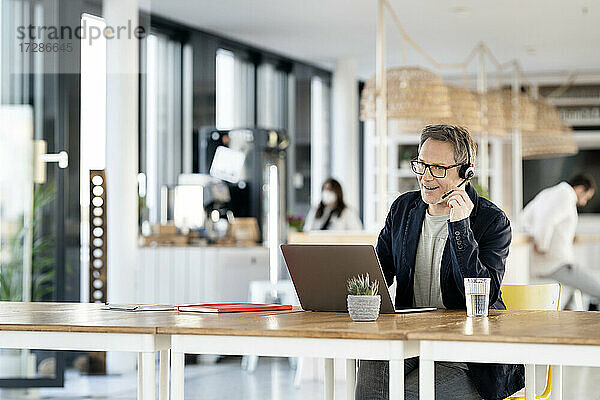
[331,58,360,212]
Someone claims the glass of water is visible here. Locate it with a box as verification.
[464,278,491,317]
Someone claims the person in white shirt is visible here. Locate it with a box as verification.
[521,174,597,308]
[303,178,363,231]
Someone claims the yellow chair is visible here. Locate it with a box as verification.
[501,284,561,400]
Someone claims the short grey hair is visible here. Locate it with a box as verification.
[418,124,477,165]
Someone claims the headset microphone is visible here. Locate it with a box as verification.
[442,177,468,200]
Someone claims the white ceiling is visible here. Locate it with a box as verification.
[143,0,600,80]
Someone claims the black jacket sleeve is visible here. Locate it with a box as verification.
[447,212,512,307]
[375,202,397,287]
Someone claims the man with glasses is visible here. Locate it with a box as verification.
[356,124,524,400]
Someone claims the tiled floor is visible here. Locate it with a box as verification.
[0,357,599,399]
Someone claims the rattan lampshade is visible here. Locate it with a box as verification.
[522,100,578,159]
[534,100,565,136]
[522,128,578,159]
[488,88,537,133]
[360,67,452,129]
[446,85,482,132]
[478,91,507,136]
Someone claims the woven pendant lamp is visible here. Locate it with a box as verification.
[488,88,537,133]
[478,91,507,136]
[522,129,578,159]
[534,100,565,136]
[446,85,482,132]
[360,67,452,132]
[522,100,578,159]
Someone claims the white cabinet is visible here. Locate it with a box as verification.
[213,249,269,302]
[135,246,270,305]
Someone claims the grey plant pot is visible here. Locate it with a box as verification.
[347,295,381,321]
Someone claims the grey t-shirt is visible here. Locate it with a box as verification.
[413,211,449,308]
[413,211,470,371]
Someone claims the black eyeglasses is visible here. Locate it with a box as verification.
[410,159,461,179]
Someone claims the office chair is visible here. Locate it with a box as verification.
[501,284,561,400]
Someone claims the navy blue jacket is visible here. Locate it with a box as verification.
[376,184,525,400]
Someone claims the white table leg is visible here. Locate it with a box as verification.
[324,358,334,400]
[137,353,143,400]
[419,358,434,400]
[525,364,536,400]
[141,352,156,400]
[247,355,259,372]
[159,349,169,400]
[294,357,304,388]
[550,365,562,400]
[346,359,356,400]
[389,359,405,400]
[171,351,185,400]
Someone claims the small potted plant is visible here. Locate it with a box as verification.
[347,273,381,321]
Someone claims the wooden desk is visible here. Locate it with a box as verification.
[408,309,600,400]
[0,302,171,400]
[155,309,463,400]
[13,304,593,400]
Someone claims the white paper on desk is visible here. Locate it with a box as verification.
[103,304,175,311]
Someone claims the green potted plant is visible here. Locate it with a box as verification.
[346,273,381,321]
[0,184,56,378]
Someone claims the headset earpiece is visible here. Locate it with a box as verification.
[459,135,475,180]
[465,166,475,179]
[459,164,475,180]
[458,164,474,179]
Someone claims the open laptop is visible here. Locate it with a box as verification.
[281,244,436,314]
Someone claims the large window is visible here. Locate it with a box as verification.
[257,63,288,130]
[141,33,184,224]
[215,48,255,129]
[216,49,235,129]
[310,76,331,206]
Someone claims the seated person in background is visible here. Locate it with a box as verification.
[356,124,524,400]
[521,173,598,310]
[303,178,363,231]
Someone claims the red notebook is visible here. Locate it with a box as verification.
[176,303,293,313]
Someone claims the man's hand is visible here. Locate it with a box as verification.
[447,190,474,222]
